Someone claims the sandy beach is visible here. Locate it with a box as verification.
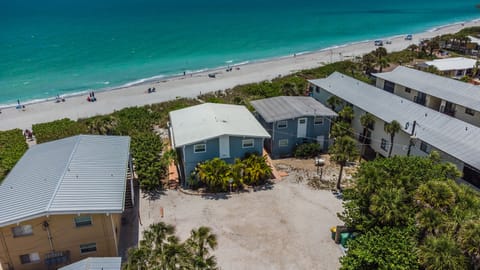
[1,20,479,131]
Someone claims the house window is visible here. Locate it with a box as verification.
[405,88,411,93]
[420,141,428,153]
[383,81,395,93]
[242,139,254,148]
[279,139,288,147]
[19,252,40,264]
[277,120,287,129]
[380,138,388,151]
[315,86,320,93]
[12,225,33,238]
[314,116,323,125]
[193,144,206,153]
[367,122,375,130]
[80,243,97,254]
[465,108,475,116]
[74,216,92,228]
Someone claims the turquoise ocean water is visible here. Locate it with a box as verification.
[1,0,479,105]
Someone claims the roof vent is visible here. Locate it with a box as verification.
[465,126,468,131]
[424,113,427,117]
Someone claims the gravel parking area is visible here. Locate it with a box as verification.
[139,175,345,270]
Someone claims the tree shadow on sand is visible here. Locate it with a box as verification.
[142,187,166,201]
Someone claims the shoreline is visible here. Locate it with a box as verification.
[2,17,478,109]
[1,19,480,131]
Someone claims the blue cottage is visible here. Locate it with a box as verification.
[168,103,271,186]
[251,96,337,159]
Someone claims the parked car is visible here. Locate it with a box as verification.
[405,34,413,40]
[374,40,383,46]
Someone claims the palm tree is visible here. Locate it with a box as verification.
[362,53,376,75]
[242,154,272,186]
[359,113,375,160]
[458,219,480,268]
[124,222,178,269]
[338,106,354,123]
[186,226,219,270]
[369,187,410,226]
[327,95,342,111]
[414,180,455,214]
[384,120,401,158]
[418,235,468,270]
[416,208,445,238]
[330,121,354,139]
[376,58,390,73]
[330,136,359,190]
[373,47,387,60]
[196,158,231,192]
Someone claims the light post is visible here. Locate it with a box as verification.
[315,157,325,180]
[228,178,233,193]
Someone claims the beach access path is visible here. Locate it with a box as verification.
[1,20,479,131]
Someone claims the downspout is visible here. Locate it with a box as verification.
[407,121,417,157]
[129,155,135,206]
[0,231,13,269]
[182,145,187,188]
[110,214,118,256]
[271,122,275,158]
[42,220,54,252]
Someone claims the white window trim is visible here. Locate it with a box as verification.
[193,144,206,153]
[279,139,289,147]
[20,252,40,264]
[277,120,288,129]
[242,139,254,148]
[12,225,33,238]
[74,215,93,228]
[314,116,324,125]
[80,243,97,254]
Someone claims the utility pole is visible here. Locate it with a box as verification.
[407,121,417,156]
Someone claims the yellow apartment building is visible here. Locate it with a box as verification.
[0,135,133,270]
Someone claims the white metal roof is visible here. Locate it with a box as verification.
[169,103,270,147]
[59,257,122,270]
[250,96,337,123]
[423,57,476,71]
[373,66,480,111]
[468,35,480,44]
[0,135,130,227]
[310,72,480,170]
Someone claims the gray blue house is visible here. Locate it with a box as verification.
[168,103,271,186]
[250,96,337,159]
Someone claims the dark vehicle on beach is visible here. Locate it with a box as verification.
[374,40,383,46]
[405,34,413,40]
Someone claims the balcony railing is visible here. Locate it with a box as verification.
[413,96,426,106]
[45,250,70,266]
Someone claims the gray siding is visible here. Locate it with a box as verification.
[178,136,263,186]
[257,111,332,159]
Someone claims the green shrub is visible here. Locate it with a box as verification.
[0,129,28,182]
[33,118,87,144]
[294,143,322,158]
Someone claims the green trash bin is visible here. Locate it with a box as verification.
[330,227,336,241]
[340,232,350,247]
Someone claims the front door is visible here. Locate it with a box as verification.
[297,118,307,138]
[219,135,230,158]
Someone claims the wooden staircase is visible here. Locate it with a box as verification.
[124,168,135,209]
